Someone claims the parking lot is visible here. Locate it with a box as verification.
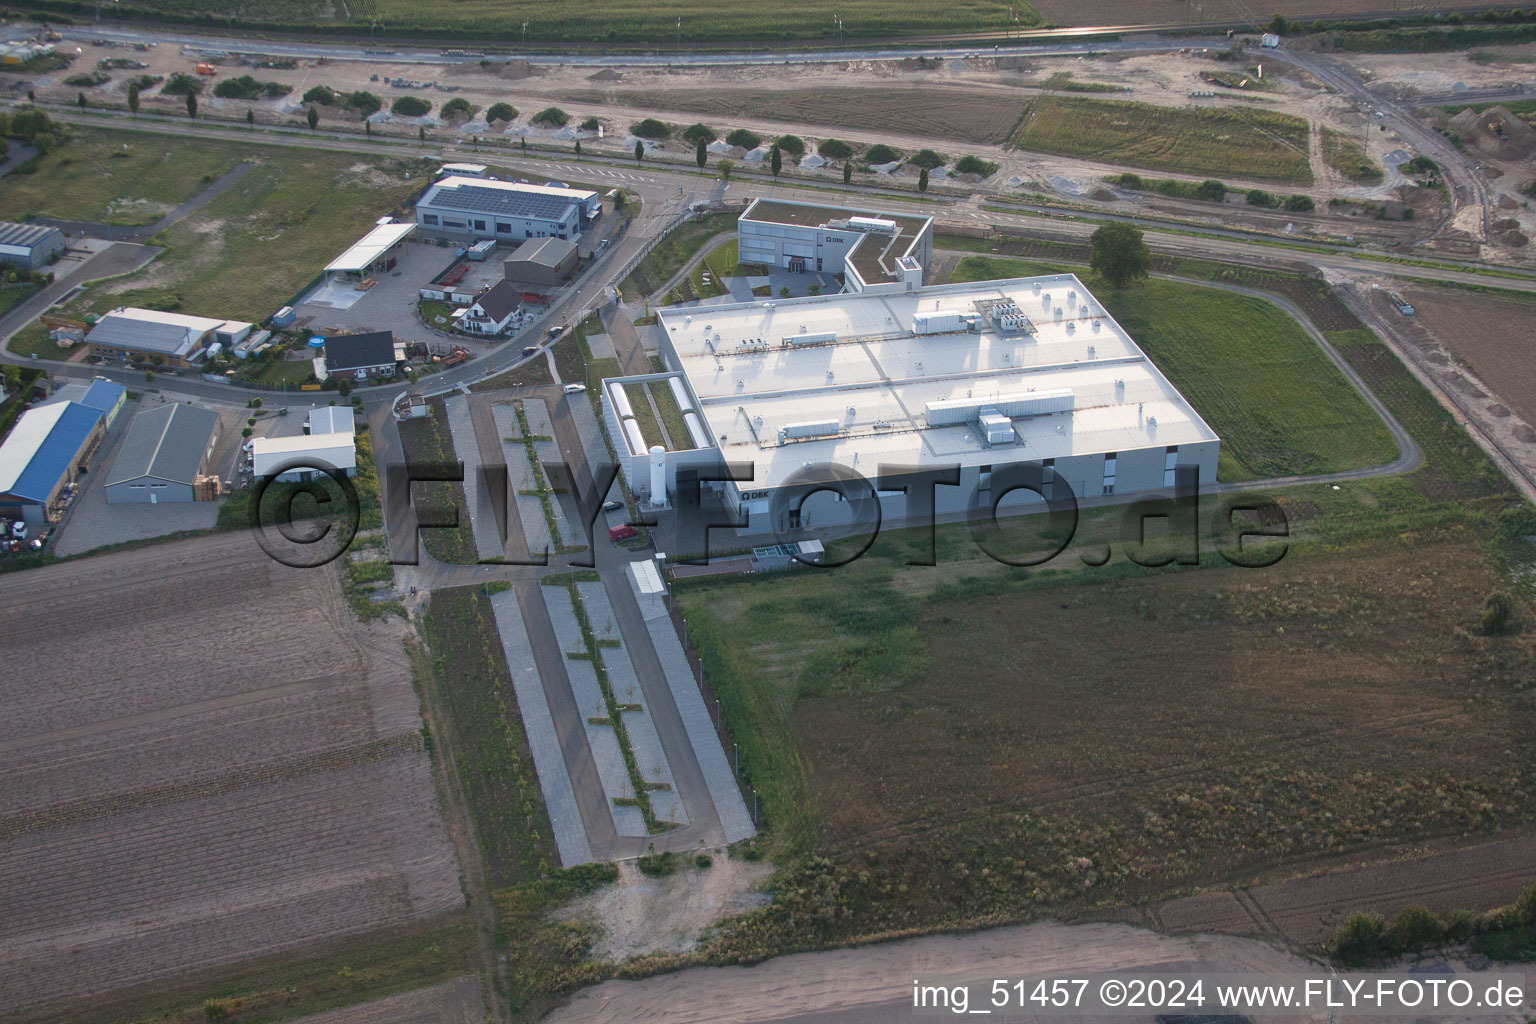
[292,237,553,360]
[50,394,248,558]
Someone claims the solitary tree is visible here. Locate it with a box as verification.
[695,136,707,171]
[306,105,319,130]
[574,139,581,157]
[843,161,852,185]
[1089,222,1152,289]
[77,91,86,109]
[365,119,371,136]
[716,158,733,181]
[770,144,782,178]
[127,81,139,116]
[246,108,254,127]
[419,125,426,142]
[186,92,197,119]
[634,139,645,162]
[918,167,930,193]
[1268,13,1287,34]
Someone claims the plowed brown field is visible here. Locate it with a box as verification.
[0,533,463,1016]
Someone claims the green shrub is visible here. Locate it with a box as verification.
[725,127,760,149]
[392,95,432,117]
[775,133,805,157]
[215,76,290,99]
[1511,884,1536,926]
[1246,188,1279,208]
[818,138,854,160]
[486,101,518,123]
[1284,194,1315,212]
[1196,179,1228,201]
[680,122,716,145]
[1444,908,1479,943]
[1389,905,1445,953]
[694,853,713,869]
[440,96,478,120]
[864,143,900,164]
[531,106,569,127]
[161,73,203,96]
[1330,912,1390,967]
[909,148,946,170]
[637,850,677,876]
[302,84,337,105]
[1479,591,1518,635]
[955,155,998,177]
[631,117,670,139]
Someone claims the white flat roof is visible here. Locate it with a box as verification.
[325,221,416,274]
[110,307,228,333]
[656,275,1219,490]
[0,402,68,493]
[250,431,357,475]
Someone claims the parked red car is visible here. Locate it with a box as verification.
[608,524,638,542]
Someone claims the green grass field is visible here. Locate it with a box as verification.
[42,131,431,324]
[1321,126,1384,184]
[22,0,1037,41]
[619,211,738,304]
[0,128,243,225]
[1013,96,1313,185]
[949,255,1396,480]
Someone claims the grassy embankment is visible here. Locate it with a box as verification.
[1012,96,1313,185]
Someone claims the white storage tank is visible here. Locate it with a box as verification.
[648,445,666,503]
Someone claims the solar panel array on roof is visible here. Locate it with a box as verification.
[423,182,581,222]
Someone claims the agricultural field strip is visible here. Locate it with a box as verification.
[634,580,756,845]
[0,534,462,1010]
[492,402,554,558]
[487,589,593,867]
[578,581,686,826]
[444,394,503,561]
[541,586,648,837]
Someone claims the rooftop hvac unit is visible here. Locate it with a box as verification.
[683,411,713,450]
[925,388,1074,426]
[978,410,1016,445]
[609,385,635,420]
[780,419,841,440]
[912,310,964,335]
[783,330,836,346]
[667,376,694,414]
[847,216,897,233]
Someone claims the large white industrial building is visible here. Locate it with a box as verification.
[737,198,933,293]
[415,176,600,244]
[601,274,1219,536]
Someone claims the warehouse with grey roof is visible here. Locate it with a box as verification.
[106,403,222,504]
[0,221,65,268]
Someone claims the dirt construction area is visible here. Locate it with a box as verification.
[0,532,464,1017]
